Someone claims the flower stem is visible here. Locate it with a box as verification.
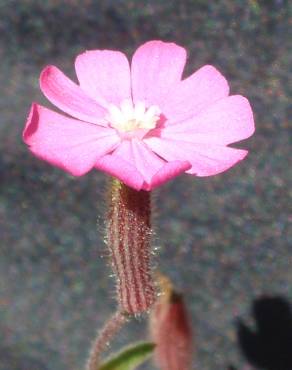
[86,310,127,370]
[106,179,155,314]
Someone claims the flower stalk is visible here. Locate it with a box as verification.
[86,310,127,370]
[106,179,155,314]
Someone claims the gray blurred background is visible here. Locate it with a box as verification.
[0,0,291,369]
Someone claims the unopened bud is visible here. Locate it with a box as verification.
[150,275,193,370]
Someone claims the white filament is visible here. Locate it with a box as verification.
[107,99,161,132]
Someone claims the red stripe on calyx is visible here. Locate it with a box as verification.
[106,179,155,314]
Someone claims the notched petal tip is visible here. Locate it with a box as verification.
[144,160,191,191]
[75,48,131,107]
[75,48,127,62]
[23,104,120,177]
[131,40,187,106]
[140,39,187,53]
[39,65,56,88]
[23,103,39,143]
[194,148,249,177]
[95,154,145,191]
[230,95,256,140]
[200,64,230,93]
[39,63,109,124]
[135,40,187,68]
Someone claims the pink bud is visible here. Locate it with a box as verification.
[150,275,193,370]
[106,179,155,314]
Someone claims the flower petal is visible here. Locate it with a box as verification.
[160,65,230,124]
[161,95,255,145]
[111,139,165,186]
[23,104,120,176]
[126,139,166,183]
[145,136,248,176]
[128,140,190,189]
[131,40,186,106]
[95,153,145,191]
[75,50,131,106]
[40,66,107,124]
[147,160,191,190]
[95,139,191,190]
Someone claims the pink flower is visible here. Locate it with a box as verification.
[23,40,255,191]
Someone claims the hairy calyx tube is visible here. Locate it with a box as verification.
[106,179,155,314]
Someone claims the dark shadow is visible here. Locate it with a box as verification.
[236,296,292,370]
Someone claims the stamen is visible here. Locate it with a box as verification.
[107,99,161,133]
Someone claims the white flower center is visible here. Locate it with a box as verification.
[107,99,161,133]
